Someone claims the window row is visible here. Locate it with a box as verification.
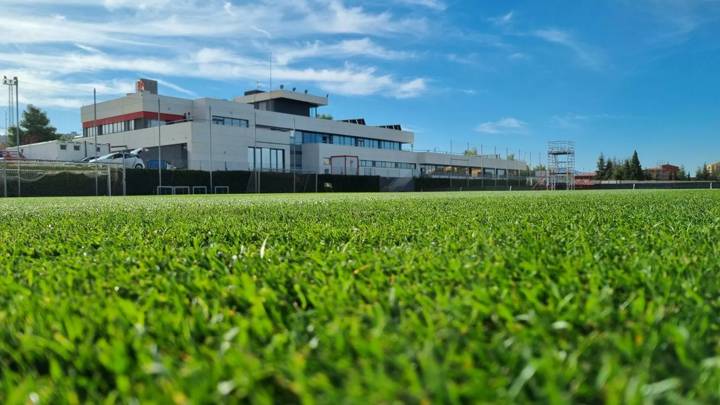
[83,120,135,137]
[298,131,402,150]
[360,160,416,170]
[213,115,249,127]
[248,147,285,171]
[418,165,513,177]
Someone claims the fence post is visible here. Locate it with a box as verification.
[107,165,112,196]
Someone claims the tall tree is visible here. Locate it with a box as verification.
[604,160,614,180]
[596,153,606,179]
[7,105,58,146]
[630,150,644,180]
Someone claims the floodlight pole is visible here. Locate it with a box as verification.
[93,88,98,196]
[157,97,162,191]
[12,77,19,197]
[209,105,213,193]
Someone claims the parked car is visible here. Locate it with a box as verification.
[89,152,145,168]
[79,156,95,163]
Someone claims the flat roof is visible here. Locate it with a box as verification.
[234,90,328,107]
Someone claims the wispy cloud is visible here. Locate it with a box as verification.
[273,38,414,66]
[395,0,446,11]
[620,0,720,43]
[0,0,430,107]
[475,117,528,134]
[489,11,514,27]
[534,28,605,70]
[550,113,621,129]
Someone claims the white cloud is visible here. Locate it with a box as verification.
[0,0,429,107]
[534,29,605,70]
[550,113,619,129]
[489,11,514,26]
[273,38,413,66]
[475,117,528,134]
[396,0,446,11]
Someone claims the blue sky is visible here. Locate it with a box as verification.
[1,0,719,171]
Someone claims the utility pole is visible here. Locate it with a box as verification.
[93,88,98,196]
[157,97,162,192]
[15,78,19,196]
[3,76,20,196]
[208,105,213,193]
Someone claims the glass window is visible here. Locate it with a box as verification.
[261,148,270,170]
[59,144,67,150]
[248,147,255,169]
[73,144,80,151]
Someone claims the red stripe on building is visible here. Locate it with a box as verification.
[82,111,186,128]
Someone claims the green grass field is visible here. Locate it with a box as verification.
[1,190,719,404]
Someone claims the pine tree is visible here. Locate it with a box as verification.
[7,105,58,146]
[596,153,606,179]
[604,160,614,180]
[630,150,643,180]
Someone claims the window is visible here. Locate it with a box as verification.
[261,148,270,170]
[212,115,249,127]
[73,144,80,151]
[248,146,285,171]
[59,144,67,150]
[298,131,401,150]
[248,147,255,169]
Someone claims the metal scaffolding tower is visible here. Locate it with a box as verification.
[547,141,575,190]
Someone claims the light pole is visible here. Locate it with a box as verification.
[93,88,98,196]
[3,76,20,196]
[208,105,213,193]
[157,97,162,192]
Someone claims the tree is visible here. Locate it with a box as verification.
[317,114,333,120]
[678,166,688,181]
[696,164,711,180]
[464,147,478,156]
[596,153,606,179]
[7,105,58,146]
[604,160,614,180]
[630,150,644,180]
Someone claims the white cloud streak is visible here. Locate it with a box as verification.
[475,117,528,134]
[534,29,605,70]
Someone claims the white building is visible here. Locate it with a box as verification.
[74,79,527,178]
[18,139,110,162]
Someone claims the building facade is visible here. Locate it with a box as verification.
[75,79,528,178]
[644,164,680,181]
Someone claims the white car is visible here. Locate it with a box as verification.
[89,152,145,169]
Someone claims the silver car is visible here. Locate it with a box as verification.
[89,152,145,168]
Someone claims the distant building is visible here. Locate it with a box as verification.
[707,162,720,177]
[18,139,110,162]
[644,164,680,181]
[574,172,595,188]
[62,78,527,177]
